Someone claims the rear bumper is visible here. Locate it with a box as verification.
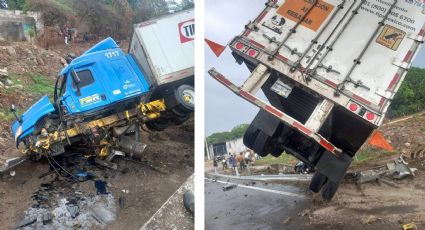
[208,68,342,155]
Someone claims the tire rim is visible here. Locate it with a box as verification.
[182,89,194,107]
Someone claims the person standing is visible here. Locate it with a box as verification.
[229,153,236,171]
[236,152,245,171]
[213,158,218,174]
[63,22,70,45]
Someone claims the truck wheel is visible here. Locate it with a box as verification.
[165,85,194,114]
[309,172,327,193]
[172,113,190,125]
[145,119,169,131]
[244,124,282,157]
[322,180,339,201]
[243,124,259,151]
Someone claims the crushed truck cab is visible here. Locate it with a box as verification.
[9,36,193,167]
[12,38,151,147]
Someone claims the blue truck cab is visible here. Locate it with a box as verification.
[11,38,152,146]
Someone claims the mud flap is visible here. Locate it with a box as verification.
[315,151,352,184]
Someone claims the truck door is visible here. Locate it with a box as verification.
[65,66,111,114]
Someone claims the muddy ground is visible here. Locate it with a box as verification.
[0,118,194,229]
[0,38,194,229]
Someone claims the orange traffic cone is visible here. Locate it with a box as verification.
[368,131,394,152]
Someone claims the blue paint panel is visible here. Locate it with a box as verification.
[11,95,55,146]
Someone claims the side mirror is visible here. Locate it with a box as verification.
[10,104,22,123]
[10,104,16,113]
[71,70,81,96]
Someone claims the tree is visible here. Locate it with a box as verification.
[388,67,425,118]
[207,124,250,145]
[7,0,26,10]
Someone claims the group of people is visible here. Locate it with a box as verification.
[224,150,258,172]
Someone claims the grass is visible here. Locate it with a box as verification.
[4,73,54,97]
[352,148,398,167]
[254,153,298,166]
[252,148,398,168]
[28,73,54,97]
[0,108,19,122]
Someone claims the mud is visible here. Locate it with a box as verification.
[0,118,194,229]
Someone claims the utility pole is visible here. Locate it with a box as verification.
[205,138,211,160]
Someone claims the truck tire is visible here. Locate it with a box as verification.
[322,180,339,201]
[309,171,327,193]
[145,119,169,131]
[243,124,259,152]
[165,85,194,114]
[172,113,190,125]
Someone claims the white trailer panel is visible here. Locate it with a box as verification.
[130,9,194,86]
[232,0,424,124]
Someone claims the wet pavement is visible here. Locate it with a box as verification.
[205,177,312,230]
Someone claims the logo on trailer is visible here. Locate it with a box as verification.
[179,19,195,43]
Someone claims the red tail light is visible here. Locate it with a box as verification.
[235,42,244,50]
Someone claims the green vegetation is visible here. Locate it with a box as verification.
[254,154,297,166]
[352,148,398,166]
[28,73,54,96]
[0,108,20,122]
[5,73,54,97]
[206,124,249,144]
[388,67,425,118]
[7,0,27,10]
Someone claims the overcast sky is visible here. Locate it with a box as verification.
[205,0,425,136]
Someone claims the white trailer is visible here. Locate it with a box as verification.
[130,9,194,88]
[209,0,425,200]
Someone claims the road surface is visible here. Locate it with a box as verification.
[205,177,312,230]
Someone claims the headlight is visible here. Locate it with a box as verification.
[14,126,23,143]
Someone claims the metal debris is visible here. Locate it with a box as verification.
[66,204,80,219]
[402,222,418,230]
[222,184,237,191]
[15,216,37,228]
[95,158,118,170]
[42,212,53,225]
[356,156,417,184]
[92,204,115,225]
[0,156,27,173]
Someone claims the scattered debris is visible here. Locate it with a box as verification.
[66,204,80,219]
[355,156,416,184]
[15,216,37,228]
[222,184,237,191]
[119,190,129,209]
[402,222,418,230]
[92,204,115,226]
[42,212,53,225]
[95,180,108,194]
[95,158,118,170]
